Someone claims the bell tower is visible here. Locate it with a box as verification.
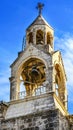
[9,3,68,112]
[1,3,71,130]
[9,3,55,102]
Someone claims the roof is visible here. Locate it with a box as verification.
[26,14,53,30]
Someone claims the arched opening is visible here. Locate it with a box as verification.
[55,64,67,107]
[28,32,33,44]
[18,58,46,98]
[47,32,53,47]
[36,30,44,44]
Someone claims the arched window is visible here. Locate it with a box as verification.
[36,30,44,44]
[47,32,53,47]
[55,64,61,96]
[55,64,66,107]
[28,32,33,43]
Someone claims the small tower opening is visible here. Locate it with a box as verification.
[47,32,53,48]
[36,29,44,44]
[28,32,33,44]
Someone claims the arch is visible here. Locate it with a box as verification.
[47,32,53,47]
[15,57,47,97]
[16,56,48,78]
[54,62,67,107]
[36,29,44,44]
[54,62,66,87]
[28,32,33,44]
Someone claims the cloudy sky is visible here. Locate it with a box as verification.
[0,0,73,114]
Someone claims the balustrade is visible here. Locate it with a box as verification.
[18,86,46,99]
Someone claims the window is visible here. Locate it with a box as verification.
[36,30,44,44]
[28,32,33,43]
[47,32,53,47]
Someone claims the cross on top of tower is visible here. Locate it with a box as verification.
[36,2,44,15]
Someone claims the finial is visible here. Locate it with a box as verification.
[36,2,44,16]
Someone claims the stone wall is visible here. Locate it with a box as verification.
[5,94,55,119]
[0,109,72,130]
[59,111,70,130]
[68,115,73,130]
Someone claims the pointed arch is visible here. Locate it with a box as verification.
[28,32,33,44]
[36,29,44,44]
[54,63,67,109]
[16,57,47,97]
[47,32,53,47]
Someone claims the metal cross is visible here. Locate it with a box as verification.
[36,2,44,15]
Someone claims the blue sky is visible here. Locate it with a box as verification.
[0,0,73,114]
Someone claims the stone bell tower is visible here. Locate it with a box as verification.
[9,4,54,101]
[1,3,73,130]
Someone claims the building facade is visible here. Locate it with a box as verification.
[0,3,73,130]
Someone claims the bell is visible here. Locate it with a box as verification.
[30,67,41,83]
[31,68,39,76]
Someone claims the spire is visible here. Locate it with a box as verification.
[36,2,44,16]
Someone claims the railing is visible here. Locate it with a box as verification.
[18,91,26,99]
[35,86,46,96]
[18,86,46,99]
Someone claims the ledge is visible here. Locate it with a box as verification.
[8,91,54,105]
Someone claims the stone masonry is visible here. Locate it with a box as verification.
[0,109,71,130]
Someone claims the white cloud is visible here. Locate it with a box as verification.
[55,34,73,102]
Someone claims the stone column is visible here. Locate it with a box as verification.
[44,30,47,45]
[9,77,19,100]
[45,65,53,92]
[33,29,36,45]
